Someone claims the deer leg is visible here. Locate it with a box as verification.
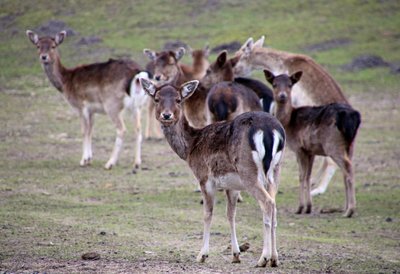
[79,110,94,166]
[296,152,314,214]
[105,111,126,170]
[332,154,356,217]
[133,108,143,170]
[269,162,281,267]
[225,190,241,263]
[311,157,337,196]
[197,179,215,263]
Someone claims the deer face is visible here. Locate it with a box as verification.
[26,30,66,65]
[233,36,264,77]
[143,48,185,85]
[200,51,233,90]
[264,70,302,104]
[141,79,199,126]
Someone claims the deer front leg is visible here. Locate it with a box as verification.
[105,111,126,170]
[225,190,240,263]
[79,110,94,166]
[197,180,215,263]
[133,108,143,170]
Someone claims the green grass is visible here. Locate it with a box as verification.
[1,0,400,273]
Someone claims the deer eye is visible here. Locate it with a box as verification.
[206,68,211,74]
[176,98,182,104]
[154,98,160,103]
[272,84,277,88]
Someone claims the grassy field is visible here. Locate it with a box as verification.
[1,0,399,273]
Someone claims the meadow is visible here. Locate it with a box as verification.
[0,0,399,273]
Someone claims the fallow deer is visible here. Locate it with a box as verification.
[143,47,210,128]
[264,70,361,217]
[234,36,350,198]
[140,78,286,267]
[26,30,149,171]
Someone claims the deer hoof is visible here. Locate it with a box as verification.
[305,204,312,214]
[232,253,241,263]
[343,208,355,218]
[256,257,268,267]
[104,162,113,170]
[270,257,279,267]
[80,158,91,167]
[196,254,208,263]
[295,206,304,214]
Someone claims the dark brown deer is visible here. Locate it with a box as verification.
[235,36,351,198]
[26,30,148,171]
[264,70,361,217]
[140,78,285,267]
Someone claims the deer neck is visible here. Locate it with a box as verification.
[161,113,198,161]
[274,100,293,128]
[192,59,208,76]
[42,54,67,92]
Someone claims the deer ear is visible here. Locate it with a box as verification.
[216,51,227,68]
[175,47,186,61]
[26,30,39,45]
[204,44,210,57]
[242,37,254,55]
[143,49,157,61]
[253,35,265,49]
[229,55,240,68]
[180,80,199,100]
[290,71,303,85]
[263,70,275,85]
[55,30,67,45]
[140,78,157,97]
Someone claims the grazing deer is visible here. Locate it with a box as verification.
[264,70,361,217]
[26,30,148,171]
[234,36,350,199]
[141,78,286,267]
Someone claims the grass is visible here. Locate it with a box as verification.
[1,0,400,273]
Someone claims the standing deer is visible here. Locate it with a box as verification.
[140,78,285,267]
[234,36,350,198]
[264,70,361,217]
[143,46,210,135]
[26,30,148,171]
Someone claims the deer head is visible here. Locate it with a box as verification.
[26,30,67,65]
[264,70,302,104]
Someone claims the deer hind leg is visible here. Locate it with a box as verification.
[296,152,314,214]
[105,111,126,170]
[225,189,241,263]
[79,109,94,166]
[132,108,143,171]
[197,179,216,263]
[331,153,356,217]
[311,157,337,196]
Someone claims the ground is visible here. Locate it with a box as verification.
[1,1,400,273]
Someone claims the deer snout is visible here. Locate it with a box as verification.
[155,75,161,81]
[40,54,50,63]
[277,92,288,103]
[161,112,173,120]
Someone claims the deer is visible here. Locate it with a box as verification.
[140,78,286,267]
[202,50,273,124]
[26,30,149,171]
[264,70,361,217]
[143,46,210,129]
[234,36,351,200]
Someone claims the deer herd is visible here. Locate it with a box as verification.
[26,30,361,268]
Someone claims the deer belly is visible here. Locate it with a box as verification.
[211,173,245,191]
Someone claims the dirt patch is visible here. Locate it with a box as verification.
[342,54,390,71]
[163,40,189,51]
[303,38,352,52]
[76,36,103,46]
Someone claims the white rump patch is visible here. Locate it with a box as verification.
[267,130,283,185]
[124,72,150,111]
[251,130,267,187]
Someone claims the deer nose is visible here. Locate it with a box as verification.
[278,93,287,101]
[162,113,172,120]
[40,54,49,61]
[155,75,161,81]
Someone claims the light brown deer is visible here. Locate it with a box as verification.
[264,70,361,217]
[26,30,148,171]
[141,78,286,267]
[143,47,210,129]
[234,36,350,199]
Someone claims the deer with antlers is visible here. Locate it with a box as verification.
[26,30,149,171]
